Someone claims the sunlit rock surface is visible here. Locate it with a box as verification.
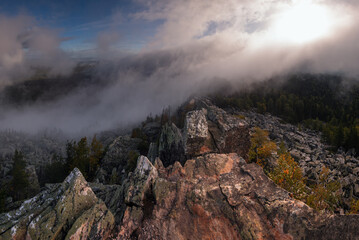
[2,154,359,239]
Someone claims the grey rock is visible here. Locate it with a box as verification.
[158,123,186,167]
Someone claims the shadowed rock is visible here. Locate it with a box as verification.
[183,99,250,159]
[0,168,114,240]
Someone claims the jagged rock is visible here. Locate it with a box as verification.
[116,153,359,240]
[183,109,215,157]
[207,105,250,158]
[147,142,158,163]
[0,168,115,240]
[3,154,359,240]
[183,99,250,159]
[94,135,141,183]
[158,123,186,167]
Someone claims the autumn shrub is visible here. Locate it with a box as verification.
[269,153,307,200]
[249,127,277,171]
[306,167,341,212]
[349,199,359,214]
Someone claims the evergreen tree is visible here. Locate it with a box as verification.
[10,150,29,201]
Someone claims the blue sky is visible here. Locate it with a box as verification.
[0,0,159,53]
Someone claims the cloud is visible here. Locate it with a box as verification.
[1,0,359,136]
[0,14,74,87]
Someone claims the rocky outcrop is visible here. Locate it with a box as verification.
[94,135,141,183]
[2,101,359,239]
[183,109,214,157]
[236,110,359,202]
[183,99,250,159]
[115,154,359,240]
[0,168,114,240]
[158,123,186,167]
[3,154,359,239]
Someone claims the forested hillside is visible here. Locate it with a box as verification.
[213,74,359,153]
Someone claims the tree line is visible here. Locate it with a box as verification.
[213,74,359,154]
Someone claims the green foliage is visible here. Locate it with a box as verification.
[42,159,67,184]
[248,129,341,212]
[10,150,29,201]
[212,75,359,153]
[0,187,7,213]
[131,127,150,155]
[269,153,307,200]
[306,167,341,212]
[126,150,140,173]
[65,136,104,181]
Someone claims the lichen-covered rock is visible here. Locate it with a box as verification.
[182,99,250,159]
[183,109,215,158]
[66,202,115,240]
[206,105,250,158]
[117,156,158,239]
[158,123,186,167]
[115,153,359,240]
[0,168,114,240]
[147,142,158,163]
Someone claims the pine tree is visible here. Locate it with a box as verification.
[89,135,103,180]
[10,150,29,201]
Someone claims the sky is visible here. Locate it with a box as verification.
[0,0,159,53]
[0,0,359,136]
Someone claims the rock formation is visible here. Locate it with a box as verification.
[1,100,359,239]
[0,168,114,240]
[236,110,359,203]
[2,154,359,239]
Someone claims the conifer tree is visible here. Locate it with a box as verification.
[10,150,29,201]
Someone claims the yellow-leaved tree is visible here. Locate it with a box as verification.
[306,167,341,212]
[269,152,307,200]
[248,127,277,171]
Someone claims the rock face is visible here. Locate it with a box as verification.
[2,101,359,239]
[183,99,250,159]
[2,154,359,239]
[114,154,359,240]
[158,123,186,167]
[0,168,114,240]
[94,135,141,183]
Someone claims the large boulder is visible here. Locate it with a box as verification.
[183,109,215,158]
[158,123,186,167]
[183,99,250,159]
[114,154,359,240]
[0,168,115,240]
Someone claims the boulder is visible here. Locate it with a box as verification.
[182,100,250,159]
[158,123,186,167]
[183,109,215,158]
[0,168,115,240]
